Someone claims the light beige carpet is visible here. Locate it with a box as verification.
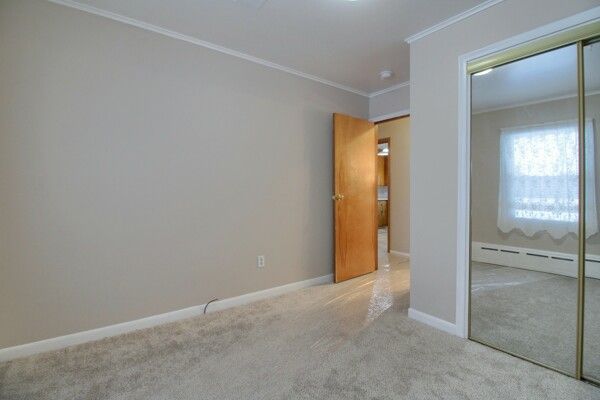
[1,258,599,399]
[471,262,600,379]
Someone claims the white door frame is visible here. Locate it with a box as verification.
[455,6,600,339]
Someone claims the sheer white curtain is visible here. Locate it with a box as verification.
[497,119,598,239]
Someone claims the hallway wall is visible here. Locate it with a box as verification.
[370,84,410,121]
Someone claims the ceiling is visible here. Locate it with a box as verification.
[70,0,489,95]
[472,42,600,113]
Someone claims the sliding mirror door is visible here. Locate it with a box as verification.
[470,44,580,375]
[584,39,600,383]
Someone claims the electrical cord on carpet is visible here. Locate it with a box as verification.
[203,298,219,314]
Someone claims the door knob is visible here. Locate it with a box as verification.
[332,194,345,201]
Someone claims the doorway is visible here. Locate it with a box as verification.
[332,113,378,283]
[377,138,390,260]
[333,113,410,283]
[376,116,411,266]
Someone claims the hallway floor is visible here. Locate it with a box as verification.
[378,226,388,264]
[2,254,599,399]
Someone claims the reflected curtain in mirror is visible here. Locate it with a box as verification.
[497,119,597,239]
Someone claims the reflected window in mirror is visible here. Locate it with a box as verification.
[497,118,598,239]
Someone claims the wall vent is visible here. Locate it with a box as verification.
[551,256,574,262]
[526,252,548,258]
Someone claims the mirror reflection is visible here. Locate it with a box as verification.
[470,44,582,374]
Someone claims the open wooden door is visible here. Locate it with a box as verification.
[333,113,378,283]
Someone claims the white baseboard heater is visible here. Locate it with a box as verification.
[471,241,600,279]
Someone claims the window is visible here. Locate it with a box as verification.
[497,119,598,239]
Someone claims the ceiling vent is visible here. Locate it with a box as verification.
[232,0,268,9]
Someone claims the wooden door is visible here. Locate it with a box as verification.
[378,201,388,227]
[333,113,378,283]
[377,156,387,186]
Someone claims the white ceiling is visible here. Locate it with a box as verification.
[69,0,488,95]
[472,43,600,113]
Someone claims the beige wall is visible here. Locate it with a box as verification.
[410,0,599,324]
[378,117,410,254]
[369,85,410,121]
[0,0,368,348]
[471,94,600,256]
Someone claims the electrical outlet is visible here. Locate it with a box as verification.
[257,255,265,268]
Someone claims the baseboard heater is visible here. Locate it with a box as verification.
[471,241,600,279]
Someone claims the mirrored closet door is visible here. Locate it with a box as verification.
[468,24,600,383]
[470,44,580,375]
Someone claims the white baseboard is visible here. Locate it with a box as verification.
[390,250,410,259]
[408,308,457,336]
[0,274,333,362]
[472,241,600,279]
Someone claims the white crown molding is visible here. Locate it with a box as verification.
[0,273,333,362]
[47,0,371,97]
[369,81,410,98]
[473,89,600,114]
[47,1,413,101]
[405,0,506,44]
[369,109,410,123]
